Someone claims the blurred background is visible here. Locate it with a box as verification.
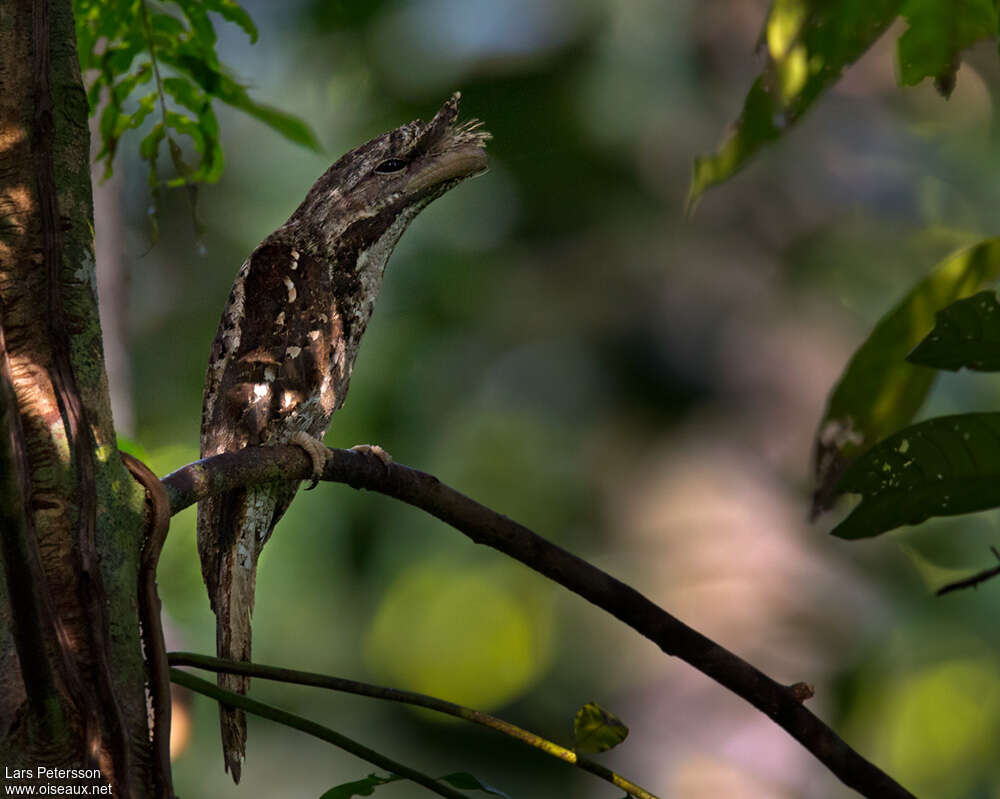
[92,0,1000,796]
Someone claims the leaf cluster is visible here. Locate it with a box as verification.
[692,0,1000,545]
[688,0,999,209]
[74,0,319,233]
[832,292,1000,539]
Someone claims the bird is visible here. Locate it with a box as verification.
[197,93,489,781]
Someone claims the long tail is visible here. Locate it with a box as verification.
[199,483,281,783]
[215,524,257,783]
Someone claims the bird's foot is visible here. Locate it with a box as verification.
[291,431,330,490]
[350,443,393,470]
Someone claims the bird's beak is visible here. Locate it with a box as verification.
[406,145,488,195]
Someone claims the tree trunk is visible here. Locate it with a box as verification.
[0,1,155,796]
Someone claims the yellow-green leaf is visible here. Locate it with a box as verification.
[687,0,903,210]
[572,702,628,754]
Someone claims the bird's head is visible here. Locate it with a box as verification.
[280,93,490,254]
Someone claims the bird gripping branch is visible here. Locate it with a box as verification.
[197,94,489,781]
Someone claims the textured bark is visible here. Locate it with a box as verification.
[0,1,153,795]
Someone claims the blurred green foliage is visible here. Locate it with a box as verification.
[76,0,318,237]
[689,0,904,207]
[89,0,1000,796]
[690,0,1000,206]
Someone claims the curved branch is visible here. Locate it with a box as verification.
[162,446,916,799]
[168,668,469,799]
[168,651,658,799]
[121,453,174,799]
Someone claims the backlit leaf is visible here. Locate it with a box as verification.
[687,0,903,210]
[572,702,629,754]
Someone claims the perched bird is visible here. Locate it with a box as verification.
[197,94,489,781]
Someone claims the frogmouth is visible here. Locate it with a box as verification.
[197,93,489,781]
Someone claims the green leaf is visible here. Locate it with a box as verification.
[170,0,219,48]
[231,96,322,152]
[897,0,997,96]
[572,702,629,754]
[97,101,123,159]
[74,0,310,214]
[195,106,225,183]
[102,39,146,76]
[167,136,193,177]
[161,111,205,166]
[127,93,158,130]
[149,11,186,40]
[318,773,399,799]
[812,238,1000,516]
[204,0,258,42]
[140,122,166,161]
[111,62,153,104]
[160,47,321,151]
[439,773,510,797]
[162,76,209,114]
[908,291,1000,371]
[687,0,903,210]
[832,413,1000,539]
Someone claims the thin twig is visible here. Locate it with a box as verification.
[169,668,470,799]
[937,546,1000,596]
[161,446,917,799]
[169,652,659,799]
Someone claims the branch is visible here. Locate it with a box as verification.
[122,453,174,799]
[168,652,658,799]
[169,668,471,799]
[162,446,916,799]
[937,546,1000,596]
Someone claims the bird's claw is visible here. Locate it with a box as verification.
[291,432,330,489]
[350,443,392,470]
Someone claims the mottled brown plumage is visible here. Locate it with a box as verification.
[197,94,488,781]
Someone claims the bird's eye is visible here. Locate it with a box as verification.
[374,158,408,174]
